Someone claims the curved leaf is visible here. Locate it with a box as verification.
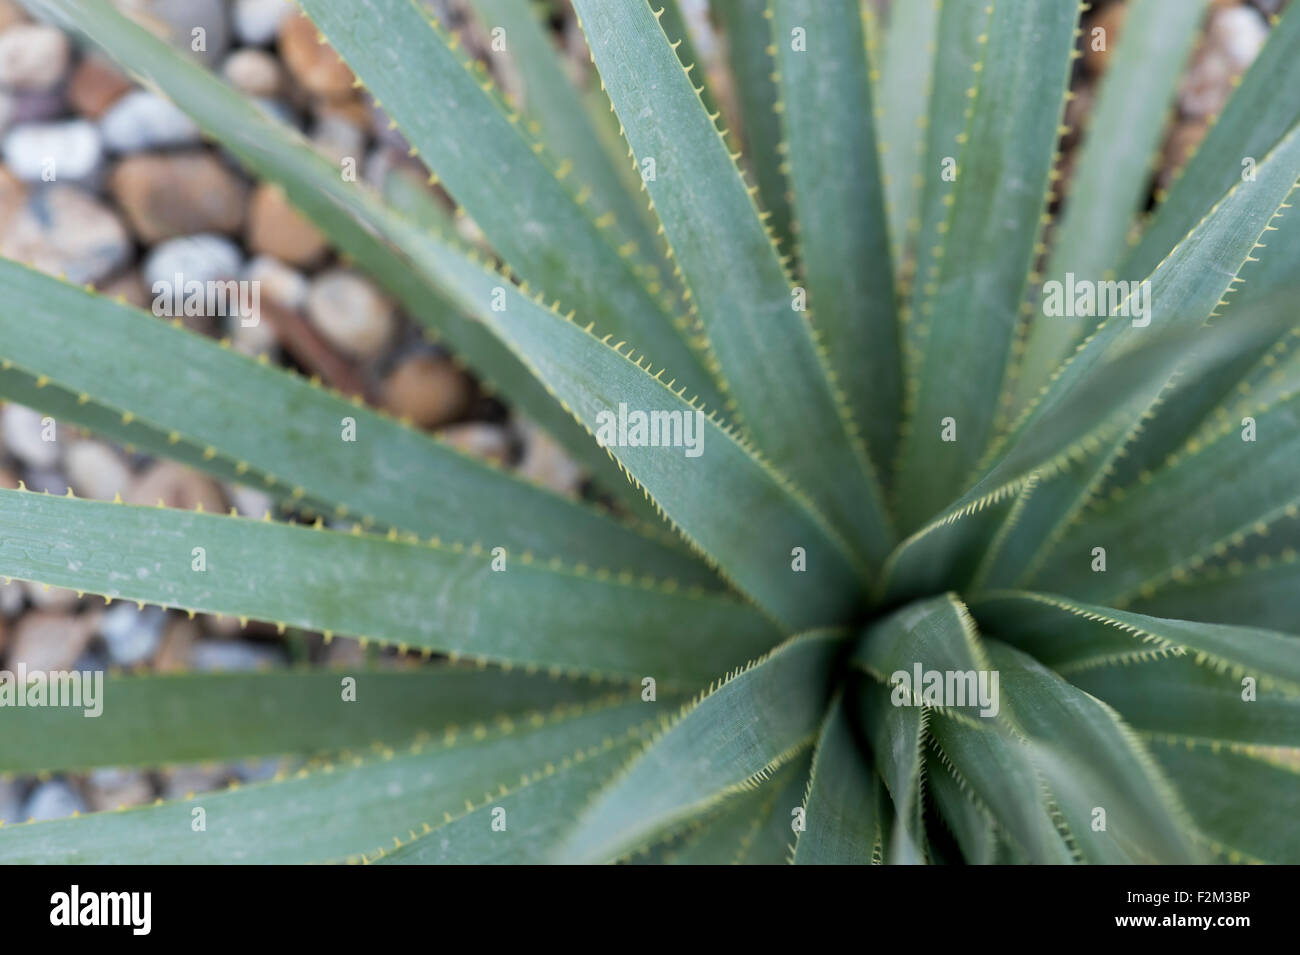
[0,488,780,686]
[573,0,895,569]
[0,694,658,863]
[0,259,718,587]
[0,666,616,775]
[893,0,1078,528]
[299,0,724,411]
[771,0,901,471]
[555,629,841,863]
[792,692,879,864]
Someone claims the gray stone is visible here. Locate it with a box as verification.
[86,768,154,811]
[126,0,230,67]
[99,603,166,667]
[192,639,284,671]
[0,23,69,90]
[99,89,201,152]
[1,402,58,468]
[142,232,243,290]
[65,439,132,501]
[22,780,87,822]
[0,185,131,284]
[233,0,292,46]
[2,119,103,184]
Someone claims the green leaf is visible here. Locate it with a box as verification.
[893,0,1078,528]
[1028,388,1300,604]
[0,259,714,587]
[430,250,867,628]
[25,0,648,514]
[554,629,841,863]
[299,0,725,412]
[1129,558,1300,632]
[716,0,795,256]
[853,593,997,861]
[466,0,665,272]
[901,0,994,346]
[981,640,1202,864]
[0,489,780,686]
[1067,655,1300,748]
[1003,119,1300,451]
[914,294,1300,594]
[1142,736,1300,864]
[923,743,997,865]
[925,710,1074,864]
[1121,3,1300,282]
[0,693,659,863]
[968,591,1300,692]
[855,681,925,863]
[792,692,879,864]
[876,0,939,277]
[664,755,810,865]
[653,0,722,119]
[573,0,895,569]
[374,735,635,864]
[853,594,1071,864]
[771,0,901,473]
[0,666,615,775]
[1007,0,1211,415]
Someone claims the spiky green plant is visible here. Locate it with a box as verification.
[1,0,1298,864]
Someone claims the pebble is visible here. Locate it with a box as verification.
[23,580,79,611]
[227,306,278,356]
[234,0,292,46]
[0,780,20,824]
[98,603,167,666]
[439,422,513,467]
[22,780,87,822]
[222,47,283,97]
[8,87,63,125]
[127,460,226,512]
[2,402,59,468]
[1083,3,1125,76]
[99,89,201,152]
[244,254,307,310]
[160,765,229,800]
[142,232,243,291]
[154,616,198,671]
[86,768,154,812]
[309,111,365,166]
[279,12,355,100]
[305,268,395,359]
[67,56,133,120]
[9,610,98,672]
[0,579,22,615]
[1208,6,1268,71]
[109,152,249,242]
[65,439,133,501]
[20,467,66,495]
[95,269,151,310]
[382,353,471,428]
[192,639,284,671]
[2,119,103,185]
[0,0,25,32]
[129,0,230,67]
[0,24,70,91]
[516,417,584,496]
[226,482,273,517]
[246,182,328,266]
[0,185,131,283]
